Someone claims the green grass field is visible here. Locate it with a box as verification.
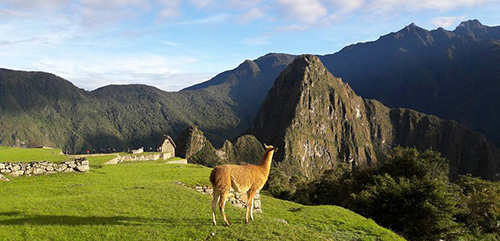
[0,146,68,162]
[0,156,405,240]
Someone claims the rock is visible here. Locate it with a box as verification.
[174,125,209,159]
[105,157,120,165]
[25,168,33,175]
[0,174,9,182]
[46,166,54,171]
[1,169,11,174]
[33,168,45,175]
[68,163,76,168]
[0,163,5,169]
[233,203,244,208]
[11,165,21,171]
[76,165,89,172]
[165,159,187,164]
[276,218,289,225]
[64,168,74,173]
[8,170,24,177]
[254,193,260,200]
[81,160,89,166]
[253,199,262,211]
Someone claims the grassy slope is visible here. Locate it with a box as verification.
[0,146,68,162]
[0,157,404,241]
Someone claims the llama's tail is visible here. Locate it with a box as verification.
[209,167,216,186]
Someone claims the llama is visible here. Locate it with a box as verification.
[209,144,278,226]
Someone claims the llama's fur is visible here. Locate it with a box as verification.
[209,144,277,226]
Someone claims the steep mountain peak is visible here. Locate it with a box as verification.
[453,19,496,39]
[239,59,261,74]
[254,53,296,71]
[456,19,484,30]
[400,22,427,32]
[250,55,373,177]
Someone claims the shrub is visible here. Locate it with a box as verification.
[456,175,500,235]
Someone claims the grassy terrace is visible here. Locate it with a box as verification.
[0,155,404,240]
[0,146,68,163]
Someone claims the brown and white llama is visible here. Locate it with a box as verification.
[209,144,278,226]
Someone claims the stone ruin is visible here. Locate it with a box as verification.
[193,185,262,213]
[0,158,89,181]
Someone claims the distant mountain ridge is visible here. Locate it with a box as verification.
[0,54,294,153]
[2,19,500,182]
[320,19,500,147]
[249,55,500,180]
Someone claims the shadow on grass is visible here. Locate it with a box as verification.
[0,215,210,227]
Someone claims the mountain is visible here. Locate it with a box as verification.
[249,55,500,180]
[319,19,500,148]
[0,53,295,153]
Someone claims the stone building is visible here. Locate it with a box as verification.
[158,135,176,159]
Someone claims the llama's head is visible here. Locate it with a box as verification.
[264,144,278,152]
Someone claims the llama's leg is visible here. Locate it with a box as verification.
[212,189,220,226]
[245,189,257,224]
[250,197,255,221]
[219,190,231,226]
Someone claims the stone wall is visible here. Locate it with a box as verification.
[0,158,89,181]
[105,153,171,165]
[193,185,262,213]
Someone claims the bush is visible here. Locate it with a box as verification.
[351,174,461,241]
[269,147,500,240]
[456,175,500,236]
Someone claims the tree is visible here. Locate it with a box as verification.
[456,175,500,237]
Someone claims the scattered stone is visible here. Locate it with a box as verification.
[24,169,33,175]
[0,174,10,182]
[8,170,24,177]
[165,159,187,164]
[276,218,289,225]
[0,159,89,178]
[76,165,89,172]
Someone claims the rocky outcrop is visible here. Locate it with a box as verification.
[186,133,265,167]
[249,55,500,180]
[175,126,209,159]
[193,184,262,213]
[0,174,9,181]
[0,158,89,178]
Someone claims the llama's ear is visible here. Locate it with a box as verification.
[264,143,269,148]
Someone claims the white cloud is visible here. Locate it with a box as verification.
[0,0,70,10]
[189,0,212,8]
[366,0,499,15]
[32,54,210,91]
[225,0,263,8]
[275,0,328,24]
[431,16,467,28]
[174,14,229,25]
[158,0,180,18]
[238,8,265,23]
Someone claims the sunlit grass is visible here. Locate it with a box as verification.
[0,159,404,240]
[0,146,68,162]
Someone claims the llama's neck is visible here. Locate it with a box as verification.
[258,150,274,174]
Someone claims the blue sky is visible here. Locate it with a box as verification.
[1,0,499,91]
